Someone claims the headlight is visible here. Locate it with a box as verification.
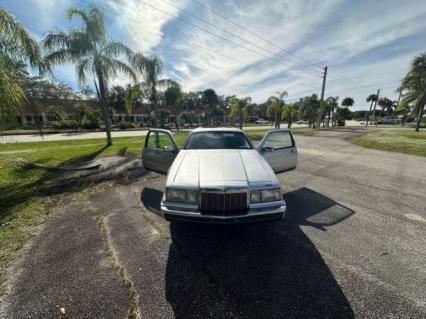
[166,189,186,203]
[166,188,198,204]
[186,190,198,204]
[250,190,261,203]
[250,188,281,203]
[261,188,281,202]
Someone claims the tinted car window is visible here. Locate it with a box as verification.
[184,132,252,149]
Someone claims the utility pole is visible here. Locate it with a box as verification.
[371,88,380,125]
[320,66,328,128]
[320,66,328,101]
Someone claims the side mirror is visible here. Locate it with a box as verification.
[164,145,175,153]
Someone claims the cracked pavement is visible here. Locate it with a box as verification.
[2,128,425,318]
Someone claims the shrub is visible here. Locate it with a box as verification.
[118,122,134,130]
[53,120,78,129]
[81,121,99,130]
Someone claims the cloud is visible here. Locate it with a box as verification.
[4,0,426,109]
[100,0,187,53]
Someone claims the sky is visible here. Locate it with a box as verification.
[2,0,426,110]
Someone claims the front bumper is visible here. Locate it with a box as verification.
[161,202,286,224]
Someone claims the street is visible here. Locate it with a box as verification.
[0,121,364,143]
[1,128,425,318]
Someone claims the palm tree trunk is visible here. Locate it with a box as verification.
[239,110,243,130]
[366,100,374,127]
[415,104,425,132]
[97,72,112,146]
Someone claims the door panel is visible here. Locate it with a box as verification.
[257,129,298,173]
[142,129,179,174]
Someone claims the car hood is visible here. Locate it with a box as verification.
[166,149,279,189]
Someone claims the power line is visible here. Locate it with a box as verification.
[188,0,361,87]
[158,0,329,78]
[88,0,393,97]
[136,0,326,84]
[136,0,366,92]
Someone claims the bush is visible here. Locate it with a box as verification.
[81,121,99,130]
[118,122,135,130]
[53,120,78,130]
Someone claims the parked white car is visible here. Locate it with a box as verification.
[142,128,297,223]
[296,120,310,124]
[255,118,269,124]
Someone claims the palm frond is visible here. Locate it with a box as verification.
[100,56,137,83]
[103,41,134,60]
[43,32,71,50]
[67,7,91,27]
[157,78,179,89]
[44,49,81,67]
[0,7,43,70]
[76,58,92,86]
[0,67,27,126]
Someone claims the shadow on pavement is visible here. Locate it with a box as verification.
[140,187,163,217]
[158,187,355,318]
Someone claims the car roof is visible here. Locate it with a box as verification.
[190,127,244,133]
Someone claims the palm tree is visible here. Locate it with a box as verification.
[131,53,178,124]
[365,94,378,126]
[378,97,394,117]
[324,96,338,127]
[400,52,426,132]
[267,91,288,128]
[124,84,141,116]
[229,97,252,129]
[0,7,43,126]
[282,103,300,128]
[43,5,136,145]
[164,85,183,129]
[341,97,355,109]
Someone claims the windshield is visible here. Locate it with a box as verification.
[184,132,252,149]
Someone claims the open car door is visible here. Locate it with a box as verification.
[142,129,179,174]
[257,129,298,173]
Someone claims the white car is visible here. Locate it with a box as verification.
[255,118,269,124]
[142,128,298,223]
[296,120,310,124]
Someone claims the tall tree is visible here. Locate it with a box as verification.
[124,84,141,116]
[43,5,136,145]
[341,97,355,109]
[299,94,320,128]
[229,96,252,129]
[366,94,378,126]
[0,7,43,126]
[202,89,219,125]
[267,91,288,129]
[282,103,300,128]
[378,97,394,117]
[400,52,426,132]
[325,96,338,127]
[164,85,183,129]
[131,53,178,125]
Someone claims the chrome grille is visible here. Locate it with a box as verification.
[200,192,248,216]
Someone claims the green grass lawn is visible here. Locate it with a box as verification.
[0,126,318,294]
[352,129,426,157]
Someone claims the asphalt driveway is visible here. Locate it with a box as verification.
[2,128,425,318]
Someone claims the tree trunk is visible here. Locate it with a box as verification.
[415,104,425,132]
[366,100,374,127]
[239,110,243,130]
[97,72,112,146]
[287,116,291,128]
